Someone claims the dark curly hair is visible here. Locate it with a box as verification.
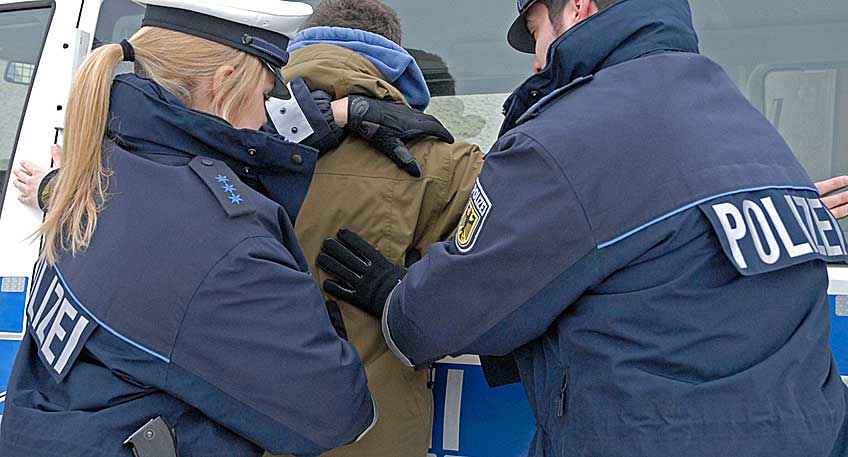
[302,0,403,45]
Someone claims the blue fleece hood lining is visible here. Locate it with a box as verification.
[289,27,431,110]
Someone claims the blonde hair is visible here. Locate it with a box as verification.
[38,27,269,264]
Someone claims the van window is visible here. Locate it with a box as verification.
[691,0,848,229]
[0,3,53,216]
[93,0,142,44]
[93,0,848,203]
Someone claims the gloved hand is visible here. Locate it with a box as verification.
[325,300,348,340]
[347,96,455,178]
[317,228,406,318]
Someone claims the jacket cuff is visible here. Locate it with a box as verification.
[37,168,59,211]
[354,395,379,443]
[382,283,415,368]
[290,78,345,153]
[310,90,346,151]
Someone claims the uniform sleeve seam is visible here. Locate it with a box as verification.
[167,236,278,360]
[510,131,599,247]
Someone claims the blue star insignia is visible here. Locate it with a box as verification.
[229,194,244,205]
[222,183,236,193]
[215,175,230,183]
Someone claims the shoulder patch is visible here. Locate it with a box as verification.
[699,188,848,276]
[456,179,493,253]
[26,261,98,383]
[189,157,256,218]
[266,86,314,143]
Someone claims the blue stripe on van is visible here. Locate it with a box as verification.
[831,295,848,376]
[0,339,22,415]
[0,277,28,334]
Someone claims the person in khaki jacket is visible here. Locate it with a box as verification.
[266,2,484,456]
[11,1,482,454]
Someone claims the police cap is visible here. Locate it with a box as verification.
[507,0,541,54]
[133,0,313,68]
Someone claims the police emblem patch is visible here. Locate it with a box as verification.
[456,179,492,253]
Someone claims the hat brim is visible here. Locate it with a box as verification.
[141,4,292,68]
[507,12,537,54]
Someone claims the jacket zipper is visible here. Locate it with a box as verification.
[557,372,568,418]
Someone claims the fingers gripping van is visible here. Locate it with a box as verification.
[1,1,848,456]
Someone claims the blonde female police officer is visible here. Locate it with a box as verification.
[0,1,399,456]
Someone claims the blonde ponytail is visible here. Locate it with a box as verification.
[38,43,123,264]
[38,27,269,264]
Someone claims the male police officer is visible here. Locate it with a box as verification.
[317,0,848,456]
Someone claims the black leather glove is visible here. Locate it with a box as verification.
[317,228,406,318]
[325,300,348,340]
[347,96,455,178]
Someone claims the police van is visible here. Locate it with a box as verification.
[0,1,847,456]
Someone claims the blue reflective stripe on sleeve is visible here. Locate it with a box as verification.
[0,339,21,416]
[52,267,171,363]
[597,185,819,249]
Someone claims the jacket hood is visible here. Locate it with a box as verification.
[107,73,317,221]
[288,26,430,110]
[502,0,699,130]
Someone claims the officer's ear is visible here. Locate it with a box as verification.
[211,65,237,99]
[572,0,599,25]
[555,0,599,35]
[191,65,237,116]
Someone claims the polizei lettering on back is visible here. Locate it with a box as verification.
[701,190,848,275]
[25,262,97,382]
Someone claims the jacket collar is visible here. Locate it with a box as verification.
[107,73,313,175]
[288,27,430,110]
[502,0,699,132]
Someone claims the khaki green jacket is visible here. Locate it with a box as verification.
[269,44,483,457]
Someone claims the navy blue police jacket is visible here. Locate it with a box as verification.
[0,74,376,457]
[381,0,848,456]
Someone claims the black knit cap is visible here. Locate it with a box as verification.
[142,5,291,68]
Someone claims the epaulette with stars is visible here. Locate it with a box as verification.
[189,156,256,218]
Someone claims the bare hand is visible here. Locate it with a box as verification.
[50,144,62,167]
[331,97,348,128]
[12,144,62,210]
[816,176,848,219]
